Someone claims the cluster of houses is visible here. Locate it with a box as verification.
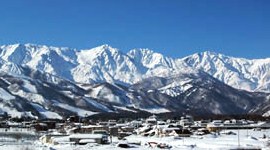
[1,114,270,146]
[38,115,270,146]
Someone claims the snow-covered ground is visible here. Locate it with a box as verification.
[1,129,269,150]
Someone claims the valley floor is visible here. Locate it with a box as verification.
[0,129,270,149]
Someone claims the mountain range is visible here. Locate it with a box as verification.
[0,43,269,119]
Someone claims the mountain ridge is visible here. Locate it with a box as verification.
[0,43,269,118]
[1,43,269,92]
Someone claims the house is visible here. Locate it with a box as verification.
[206,120,223,132]
[69,133,109,144]
[67,124,109,133]
[40,133,109,145]
[256,121,270,129]
[145,115,157,125]
[31,123,48,131]
[109,126,119,136]
[39,134,69,144]
[179,115,194,127]
[121,126,134,132]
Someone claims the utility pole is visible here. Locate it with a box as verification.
[237,128,240,147]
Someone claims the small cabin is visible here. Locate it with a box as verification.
[146,115,157,125]
[179,115,194,127]
[69,134,108,144]
[70,125,109,134]
[206,120,223,132]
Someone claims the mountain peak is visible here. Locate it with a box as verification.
[195,51,227,58]
[127,48,175,70]
[196,51,251,61]
[93,44,112,50]
[128,48,161,56]
[88,44,120,56]
[99,44,111,49]
[201,51,219,56]
[182,51,229,64]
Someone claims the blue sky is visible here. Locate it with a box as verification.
[0,0,269,58]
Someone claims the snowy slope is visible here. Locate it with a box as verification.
[0,44,77,81]
[0,43,270,118]
[72,45,142,84]
[0,61,268,118]
[1,44,270,92]
[0,66,115,119]
[131,70,268,115]
[179,51,270,92]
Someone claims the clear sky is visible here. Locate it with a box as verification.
[0,0,269,59]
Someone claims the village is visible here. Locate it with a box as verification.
[0,114,270,149]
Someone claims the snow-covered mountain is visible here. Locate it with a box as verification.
[0,43,270,118]
[0,64,268,119]
[1,43,269,92]
[131,70,269,115]
[180,51,270,92]
[73,45,143,85]
[0,65,144,119]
